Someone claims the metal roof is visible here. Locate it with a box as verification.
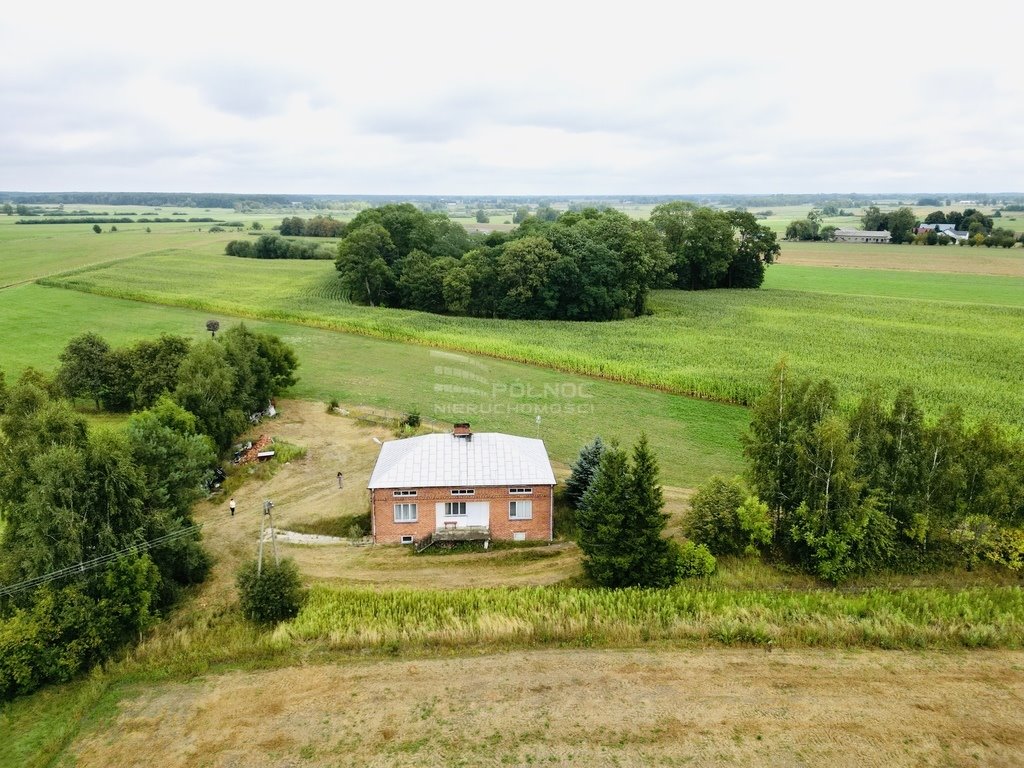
[835,228,891,237]
[367,432,556,489]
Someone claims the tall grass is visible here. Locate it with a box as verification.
[284,584,1024,651]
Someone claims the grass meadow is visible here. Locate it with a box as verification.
[0,283,745,486]
[38,248,1024,425]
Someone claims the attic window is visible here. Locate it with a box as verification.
[451,489,475,496]
[393,490,417,497]
[509,487,533,495]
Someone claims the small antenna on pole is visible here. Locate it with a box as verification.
[535,414,541,438]
[257,499,278,575]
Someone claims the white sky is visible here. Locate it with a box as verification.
[2,0,1021,195]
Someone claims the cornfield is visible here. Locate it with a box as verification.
[283,584,1024,651]
[40,252,1024,426]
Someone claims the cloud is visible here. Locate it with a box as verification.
[1,0,1022,193]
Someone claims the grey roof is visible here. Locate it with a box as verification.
[835,228,891,237]
[368,432,556,489]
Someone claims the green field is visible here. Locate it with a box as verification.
[765,264,1024,306]
[37,249,1024,425]
[0,283,745,486]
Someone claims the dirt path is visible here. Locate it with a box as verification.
[72,648,1024,767]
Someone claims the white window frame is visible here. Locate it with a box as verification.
[444,501,468,516]
[400,535,414,545]
[509,487,533,495]
[509,500,533,520]
[393,490,417,497]
[451,489,475,496]
[393,503,418,523]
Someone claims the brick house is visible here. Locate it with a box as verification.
[367,424,556,545]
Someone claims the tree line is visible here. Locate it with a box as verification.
[225,234,334,260]
[716,363,1024,582]
[786,206,1019,247]
[278,215,347,238]
[0,325,299,699]
[335,202,778,320]
[0,381,213,699]
[55,325,297,450]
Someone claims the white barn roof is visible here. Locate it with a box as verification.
[368,432,556,489]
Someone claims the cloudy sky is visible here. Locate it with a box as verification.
[2,0,1020,195]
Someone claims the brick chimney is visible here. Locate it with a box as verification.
[453,423,472,439]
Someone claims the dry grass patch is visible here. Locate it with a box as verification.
[71,648,1024,767]
[780,241,1024,276]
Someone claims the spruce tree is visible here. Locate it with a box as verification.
[625,434,680,587]
[565,436,605,508]
[576,443,632,587]
[576,435,680,588]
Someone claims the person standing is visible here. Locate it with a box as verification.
[229,497,236,517]
[337,471,344,489]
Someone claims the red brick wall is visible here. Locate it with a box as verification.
[372,485,553,544]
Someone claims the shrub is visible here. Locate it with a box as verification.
[735,495,772,554]
[0,557,159,701]
[225,239,254,258]
[675,540,716,579]
[270,439,306,463]
[685,476,747,555]
[402,410,421,428]
[236,557,304,625]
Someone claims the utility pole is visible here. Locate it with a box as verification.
[257,499,279,575]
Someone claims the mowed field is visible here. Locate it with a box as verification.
[65,649,1024,768]
[38,246,1024,424]
[780,239,1024,277]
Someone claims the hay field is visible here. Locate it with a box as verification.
[68,649,1024,768]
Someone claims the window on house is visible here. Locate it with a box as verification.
[451,489,475,496]
[400,535,414,545]
[509,500,533,520]
[513,532,527,541]
[509,487,533,495]
[444,502,467,516]
[393,490,417,497]
[394,503,418,523]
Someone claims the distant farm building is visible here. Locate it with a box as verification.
[915,223,970,241]
[367,424,556,546]
[833,228,892,243]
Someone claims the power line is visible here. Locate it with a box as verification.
[0,514,234,599]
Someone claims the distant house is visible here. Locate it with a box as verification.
[367,424,556,545]
[915,223,970,241]
[833,228,891,243]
